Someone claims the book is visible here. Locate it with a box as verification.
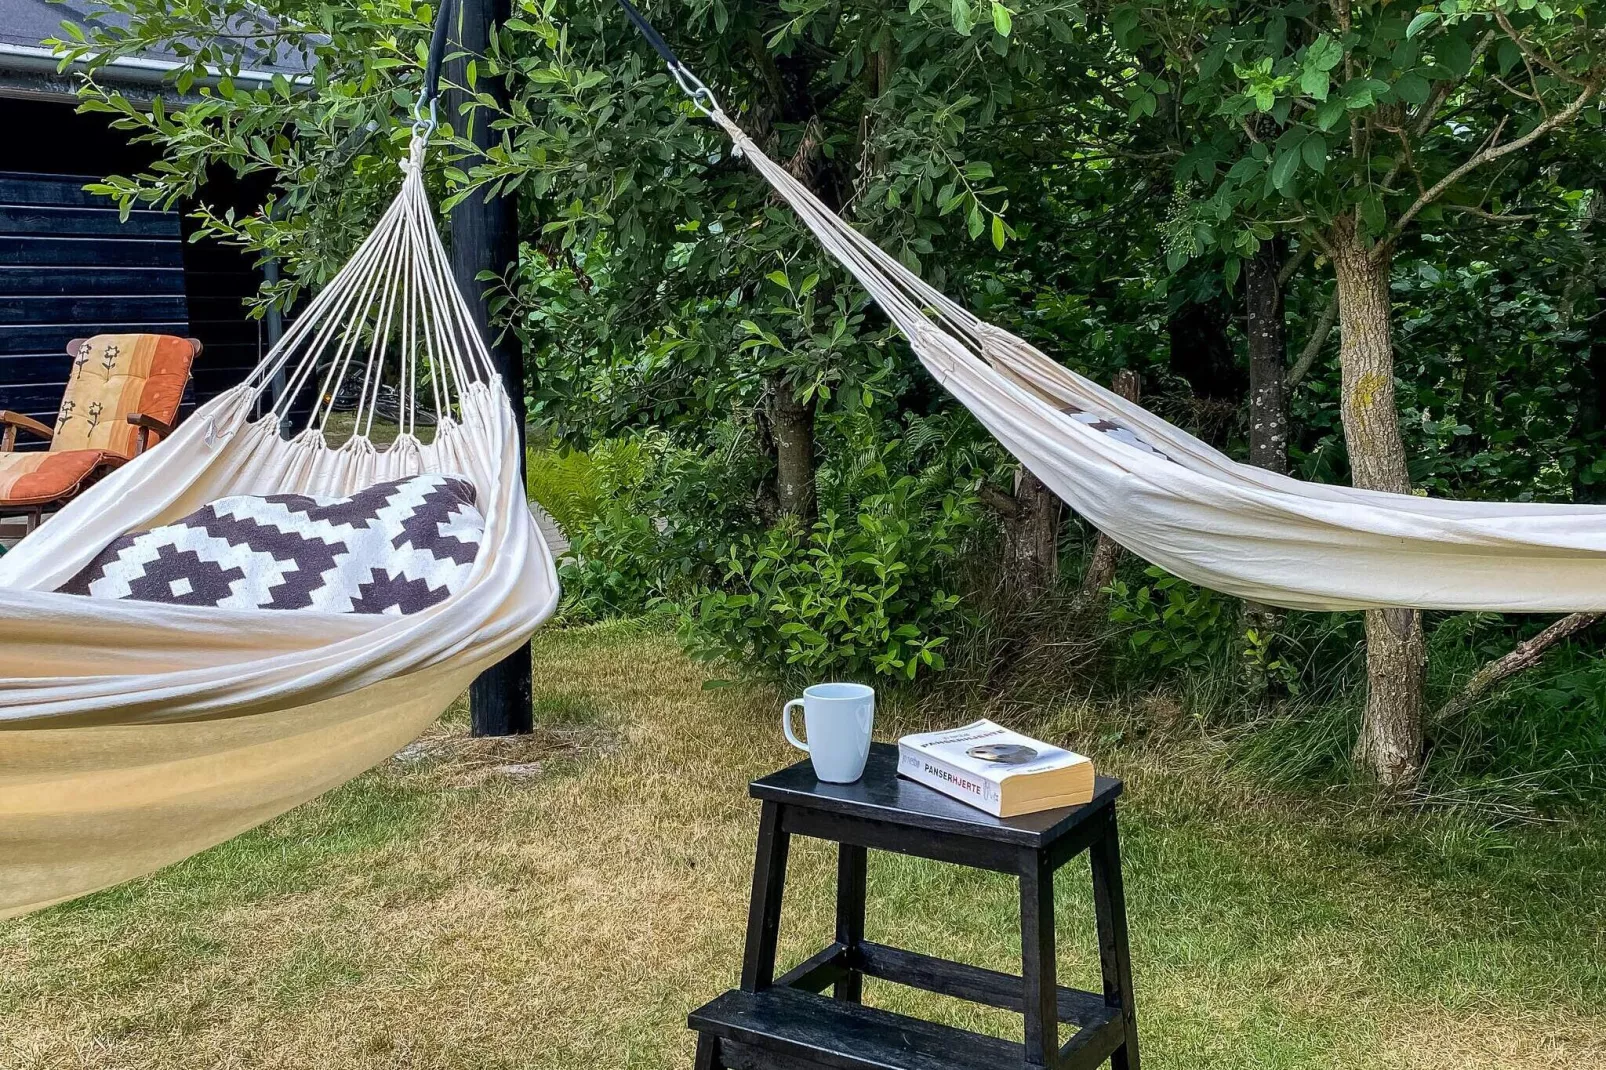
[897,719,1095,818]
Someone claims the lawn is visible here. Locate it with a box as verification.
[1,622,1603,1069]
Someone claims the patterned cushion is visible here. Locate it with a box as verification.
[60,475,485,615]
[54,335,195,457]
[1056,402,1170,460]
[0,449,120,506]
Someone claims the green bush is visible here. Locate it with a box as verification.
[680,481,977,684]
[526,435,654,537]
[1104,566,1233,674]
[540,407,991,685]
[549,425,770,620]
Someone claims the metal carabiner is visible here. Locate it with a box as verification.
[411,94,439,141]
[670,63,722,118]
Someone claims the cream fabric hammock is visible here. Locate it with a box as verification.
[0,132,559,920]
[682,104,1606,615]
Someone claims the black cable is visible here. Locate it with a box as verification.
[421,0,458,112]
[611,0,719,114]
[614,0,683,71]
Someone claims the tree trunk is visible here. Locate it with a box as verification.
[747,46,828,528]
[1001,467,1062,595]
[1243,240,1289,643]
[1330,218,1425,786]
[1246,240,1288,475]
[769,377,816,521]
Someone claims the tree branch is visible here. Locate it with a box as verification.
[978,484,1023,518]
[1383,78,1603,255]
[1447,204,1540,222]
[1286,288,1339,387]
[1489,74,1539,102]
[1435,613,1602,723]
[1277,244,1310,288]
[1493,9,1587,87]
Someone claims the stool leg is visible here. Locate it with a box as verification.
[1019,848,1058,1069]
[740,801,791,992]
[693,1033,719,1070]
[834,843,867,1002]
[1090,809,1140,1070]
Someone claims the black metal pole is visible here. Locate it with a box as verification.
[445,0,532,737]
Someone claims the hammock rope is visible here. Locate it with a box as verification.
[618,1,1606,615]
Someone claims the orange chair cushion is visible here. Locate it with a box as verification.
[53,335,195,457]
[0,450,121,507]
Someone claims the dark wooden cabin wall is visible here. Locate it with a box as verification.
[181,192,269,408]
[0,171,189,436]
[0,98,269,441]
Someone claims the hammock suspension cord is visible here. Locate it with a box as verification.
[242,0,496,443]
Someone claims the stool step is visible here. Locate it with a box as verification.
[691,986,1119,1070]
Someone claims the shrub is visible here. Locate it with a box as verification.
[1103,566,1233,674]
[526,435,654,536]
[550,425,769,620]
[680,481,978,684]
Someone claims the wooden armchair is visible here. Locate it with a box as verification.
[0,334,202,534]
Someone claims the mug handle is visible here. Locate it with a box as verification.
[782,699,809,752]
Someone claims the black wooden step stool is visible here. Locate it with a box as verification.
[688,742,1139,1070]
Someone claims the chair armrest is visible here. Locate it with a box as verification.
[0,410,53,452]
[127,413,175,437]
[127,413,176,456]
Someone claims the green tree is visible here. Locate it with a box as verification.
[1118,0,1606,784]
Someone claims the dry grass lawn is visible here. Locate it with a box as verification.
[1,621,1603,1069]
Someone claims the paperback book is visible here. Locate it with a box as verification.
[897,719,1094,817]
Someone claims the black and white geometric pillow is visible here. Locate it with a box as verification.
[59,474,484,615]
[1055,400,1171,460]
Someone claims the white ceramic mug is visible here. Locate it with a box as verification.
[783,682,875,783]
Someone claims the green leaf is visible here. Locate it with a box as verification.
[1307,34,1343,72]
[991,2,1012,36]
[950,0,974,35]
[1301,66,1330,100]
[991,213,1006,250]
[1110,5,1140,45]
[1302,132,1328,173]
[1406,12,1437,38]
[1394,72,1431,106]
[1271,148,1301,192]
[1360,192,1387,236]
[1438,30,1473,76]
[1496,38,1521,74]
[1314,96,1347,130]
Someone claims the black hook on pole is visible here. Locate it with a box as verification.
[415,0,459,133]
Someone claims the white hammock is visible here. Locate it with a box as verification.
[0,133,559,919]
[699,107,1606,615]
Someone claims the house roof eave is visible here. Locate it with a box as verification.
[0,41,303,102]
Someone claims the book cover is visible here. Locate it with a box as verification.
[897,719,1094,817]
